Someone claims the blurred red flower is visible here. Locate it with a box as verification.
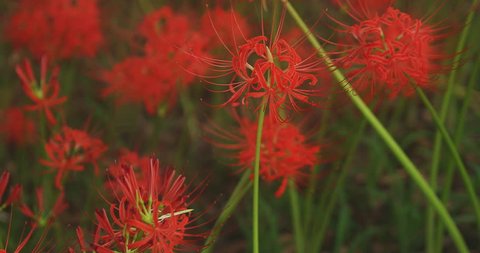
[102,6,209,115]
[0,108,36,145]
[6,0,103,60]
[15,57,67,126]
[330,5,442,98]
[208,115,320,197]
[40,127,107,189]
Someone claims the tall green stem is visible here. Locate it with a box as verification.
[312,118,367,252]
[253,102,267,253]
[288,180,304,253]
[427,1,478,251]
[415,86,480,227]
[283,1,469,252]
[435,59,480,253]
[202,171,252,253]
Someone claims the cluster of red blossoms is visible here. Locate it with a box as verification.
[6,0,103,60]
[71,158,203,253]
[102,6,213,115]
[198,10,326,121]
[41,126,107,189]
[330,0,441,98]
[209,115,321,197]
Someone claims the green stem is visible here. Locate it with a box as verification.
[435,59,480,253]
[283,1,469,252]
[253,102,267,253]
[179,89,200,140]
[202,171,252,253]
[416,86,480,225]
[304,102,333,229]
[427,0,479,251]
[288,180,304,253]
[312,118,367,252]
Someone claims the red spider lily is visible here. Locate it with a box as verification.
[102,6,209,115]
[90,158,206,252]
[192,7,326,121]
[6,0,103,60]
[15,57,67,126]
[327,4,445,99]
[207,114,321,197]
[0,171,22,210]
[19,188,67,226]
[0,108,36,145]
[40,127,107,189]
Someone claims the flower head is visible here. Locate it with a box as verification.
[85,158,206,252]
[40,126,107,189]
[330,4,443,98]
[208,115,320,197]
[194,7,325,121]
[6,0,103,60]
[15,57,67,126]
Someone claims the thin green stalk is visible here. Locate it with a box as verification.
[415,86,480,225]
[312,118,367,252]
[253,102,267,253]
[202,170,252,253]
[283,1,469,252]
[304,102,333,229]
[179,89,200,140]
[427,0,478,251]
[435,59,480,253]
[288,180,304,253]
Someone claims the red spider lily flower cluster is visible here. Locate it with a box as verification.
[15,57,67,126]
[0,108,36,145]
[72,158,205,252]
[102,6,210,115]
[40,127,107,189]
[0,171,22,210]
[6,0,103,60]
[330,2,442,98]
[197,9,325,121]
[209,116,320,197]
[19,188,67,226]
